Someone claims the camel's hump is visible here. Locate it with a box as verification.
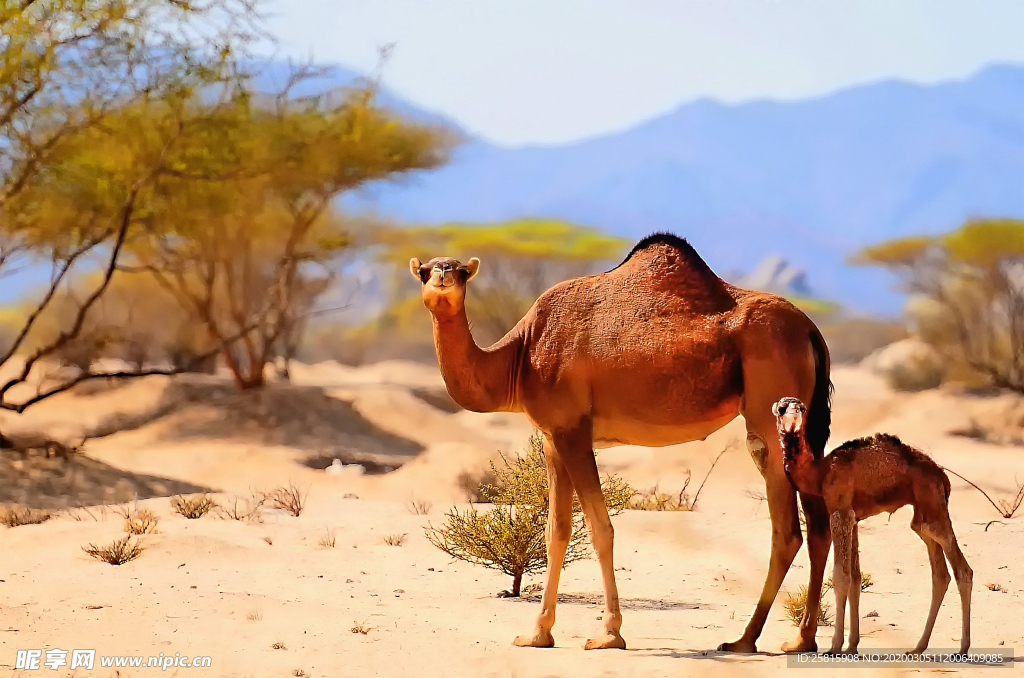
[598,232,734,310]
[613,233,715,275]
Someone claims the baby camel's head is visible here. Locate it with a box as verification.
[773,397,811,476]
[409,256,480,317]
[772,397,806,435]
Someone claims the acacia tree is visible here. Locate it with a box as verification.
[126,86,452,388]
[852,218,1024,393]
[0,0,264,420]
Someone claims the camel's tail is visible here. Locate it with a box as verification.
[805,327,833,459]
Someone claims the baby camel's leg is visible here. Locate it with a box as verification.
[910,510,950,654]
[924,513,973,654]
[846,524,861,654]
[828,509,856,654]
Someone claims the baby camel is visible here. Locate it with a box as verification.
[773,397,972,655]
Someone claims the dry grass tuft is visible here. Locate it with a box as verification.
[271,642,286,650]
[268,483,308,517]
[350,621,371,635]
[125,509,159,535]
[407,498,432,515]
[318,528,336,548]
[823,572,873,592]
[783,585,834,627]
[629,478,692,511]
[986,582,1007,593]
[1,506,51,527]
[219,491,267,522]
[171,494,216,519]
[383,533,407,546]
[246,610,263,621]
[83,536,145,565]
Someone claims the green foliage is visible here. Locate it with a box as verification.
[849,236,936,268]
[942,219,1024,265]
[386,218,628,264]
[424,432,634,596]
[0,0,259,208]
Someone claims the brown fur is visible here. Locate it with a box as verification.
[775,399,972,655]
[412,234,834,652]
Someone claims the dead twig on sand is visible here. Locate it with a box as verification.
[689,445,730,511]
[943,467,1023,519]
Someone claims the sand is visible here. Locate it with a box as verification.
[1,362,1022,677]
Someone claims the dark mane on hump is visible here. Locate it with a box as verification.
[612,232,716,276]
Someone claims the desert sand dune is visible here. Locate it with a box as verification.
[0,361,1021,677]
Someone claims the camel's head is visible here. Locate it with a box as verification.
[409,256,480,317]
[772,397,806,435]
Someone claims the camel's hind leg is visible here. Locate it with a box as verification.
[513,434,573,648]
[551,419,625,650]
[922,510,972,653]
[828,509,856,655]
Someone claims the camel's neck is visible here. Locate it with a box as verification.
[430,307,522,413]
[780,429,824,496]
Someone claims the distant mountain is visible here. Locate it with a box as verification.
[344,64,1024,314]
[735,256,811,297]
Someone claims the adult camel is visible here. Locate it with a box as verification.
[410,233,832,652]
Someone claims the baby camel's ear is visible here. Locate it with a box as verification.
[464,257,480,281]
[409,258,423,280]
[771,401,781,417]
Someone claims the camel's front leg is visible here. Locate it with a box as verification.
[828,509,856,655]
[847,524,861,654]
[719,433,804,653]
[513,435,573,648]
[909,521,949,654]
[792,491,832,652]
[556,420,625,650]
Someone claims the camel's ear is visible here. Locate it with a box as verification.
[464,257,480,281]
[409,258,423,281]
[771,401,781,417]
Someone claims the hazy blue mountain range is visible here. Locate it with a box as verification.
[339,63,1024,314]
[6,64,1019,315]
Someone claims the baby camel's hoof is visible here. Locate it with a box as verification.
[781,637,817,653]
[584,634,626,650]
[512,631,554,648]
[718,639,757,653]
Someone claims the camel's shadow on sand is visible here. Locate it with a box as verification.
[507,592,708,611]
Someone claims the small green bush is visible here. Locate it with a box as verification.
[425,432,633,596]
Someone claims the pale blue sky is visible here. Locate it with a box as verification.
[263,0,1024,146]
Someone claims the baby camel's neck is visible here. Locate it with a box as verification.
[780,429,824,496]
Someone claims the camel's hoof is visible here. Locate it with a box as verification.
[584,634,626,650]
[781,637,818,653]
[718,639,757,653]
[512,631,554,648]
